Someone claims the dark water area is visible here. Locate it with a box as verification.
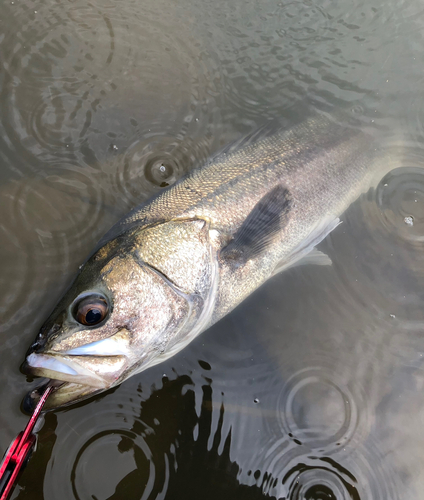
[1,0,424,498]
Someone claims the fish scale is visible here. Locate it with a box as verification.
[23,112,388,409]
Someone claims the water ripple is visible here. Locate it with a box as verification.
[0,168,108,335]
[282,459,359,500]
[44,404,167,500]
[275,0,332,43]
[105,134,210,211]
[0,0,222,175]
[374,164,424,247]
[329,143,424,331]
[277,367,359,453]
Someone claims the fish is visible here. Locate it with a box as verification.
[22,112,389,410]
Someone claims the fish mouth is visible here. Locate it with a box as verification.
[22,378,104,413]
[22,352,126,411]
[24,353,108,388]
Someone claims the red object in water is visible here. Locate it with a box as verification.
[0,386,53,500]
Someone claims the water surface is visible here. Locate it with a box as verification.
[1,0,424,498]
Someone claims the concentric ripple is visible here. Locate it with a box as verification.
[106,134,204,210]
[71,430,154,500]
[275,0,332,43]
[347,443,401,500]
[278,367,358,452]
[0,0,222,175]
[9,166,105,239]
[44,403,168,500]
[374,166,424,245]
[282,460,359,500]
[1,1,424,500]
[0,167,112,335]
[361,140,424,248]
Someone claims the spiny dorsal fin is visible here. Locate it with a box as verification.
[221,185,292,264]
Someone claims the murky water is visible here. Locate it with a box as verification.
[1,0,424,498]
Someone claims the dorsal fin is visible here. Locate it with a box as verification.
[221,185,292,264]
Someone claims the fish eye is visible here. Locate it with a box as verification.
[73,295,109,326]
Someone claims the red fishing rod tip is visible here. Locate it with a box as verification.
[0,385,53,500]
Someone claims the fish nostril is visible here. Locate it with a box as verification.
[27,322,62,355]
[26,338,44,356]
[33,341,45,353]
[32,333,48,352]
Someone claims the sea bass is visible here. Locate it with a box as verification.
[23,113,385,409]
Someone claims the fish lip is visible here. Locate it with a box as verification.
[21,378,64,414]
[23,352,108,389]
[22,378,100,413]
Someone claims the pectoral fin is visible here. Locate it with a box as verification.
[221,185,292,264]
[273,248,332,276]
[296,248,332,267]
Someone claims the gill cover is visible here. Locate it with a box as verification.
[24,218,218,407]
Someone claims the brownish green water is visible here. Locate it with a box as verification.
[1,0,424,498]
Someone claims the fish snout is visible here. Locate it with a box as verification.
[26,335,47,356]
[26,319,63,356]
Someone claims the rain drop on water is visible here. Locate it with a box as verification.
[404,216,414,226]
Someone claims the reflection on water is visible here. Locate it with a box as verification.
[15,375,280,500]
[1,0,424,498]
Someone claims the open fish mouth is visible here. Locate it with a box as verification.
[22,352,126,411]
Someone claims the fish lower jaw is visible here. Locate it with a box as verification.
[23,379,104,412]
[24,352,108,389]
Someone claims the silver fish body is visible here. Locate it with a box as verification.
[23,113,385,409]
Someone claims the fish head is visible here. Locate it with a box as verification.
[23,219,216,410]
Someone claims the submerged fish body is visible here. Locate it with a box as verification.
[23,113,385,409]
